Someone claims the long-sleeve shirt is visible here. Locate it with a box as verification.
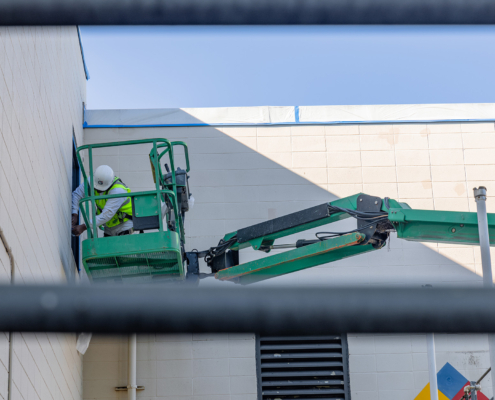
[72,183,133,236]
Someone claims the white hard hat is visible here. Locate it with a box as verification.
[93,165,115,191]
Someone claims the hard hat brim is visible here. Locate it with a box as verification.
[93,180,112,191]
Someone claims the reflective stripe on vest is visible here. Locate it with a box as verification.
[95,177,133,228]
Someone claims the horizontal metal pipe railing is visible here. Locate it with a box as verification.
[76,138,175,185]
[2,285,495,334]
[77,138,172,150]
[78,189,178,238]
[78,189,176,204]
[157,141,190,173]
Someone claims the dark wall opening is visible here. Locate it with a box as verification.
[71,138,81,272]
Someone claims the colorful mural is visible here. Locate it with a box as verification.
[415,363,489,400]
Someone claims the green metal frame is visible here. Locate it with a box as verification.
[216,232,371,284]
[222,193,408,252]
[214,193,495,284]
[151,141,190,174]
[76,138,190,283]
[389,208,495,246]
[148,141,191,243]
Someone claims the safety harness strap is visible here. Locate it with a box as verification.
[95,178,133,223]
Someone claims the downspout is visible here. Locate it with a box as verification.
[473,187,495,399]
[128,334,137,400]
[0,227,15,400]
[426,333,439,400]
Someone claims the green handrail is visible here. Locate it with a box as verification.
[76,139,177,182]
[78,189,179,239]
[155,141,190,173]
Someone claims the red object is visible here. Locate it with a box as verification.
[451,382,489,400]
[451,382,470,400]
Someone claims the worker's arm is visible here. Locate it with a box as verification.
[71,183,85,215]
[72,186,129,236]
[71,183,85,226]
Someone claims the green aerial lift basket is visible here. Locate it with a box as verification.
[82,231,183,283]
[76,139,190,284]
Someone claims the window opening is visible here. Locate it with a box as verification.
[71,137,81,272]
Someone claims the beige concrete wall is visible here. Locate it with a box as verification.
[82,118,495,400]
[84,334,256,400]
[0,27,86,400]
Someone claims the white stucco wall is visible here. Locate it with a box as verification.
[0,27,87,400]
[82,107,495,400]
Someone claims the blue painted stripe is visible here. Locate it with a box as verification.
[295,106,300,123]
[83,117,495,129]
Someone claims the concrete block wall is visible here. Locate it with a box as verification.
[82,116,495,399]
[0,27,86,400]
[349,334,493,400]
[84,334,256,400]
[84,121,495,286]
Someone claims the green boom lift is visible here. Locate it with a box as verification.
[76,139,495,285]
[77,139,191,283]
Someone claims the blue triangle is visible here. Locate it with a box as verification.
[437,362,468,399]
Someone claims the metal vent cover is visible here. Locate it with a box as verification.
[256,335,350,400]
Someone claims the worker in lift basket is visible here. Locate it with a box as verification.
[71,165,134,237]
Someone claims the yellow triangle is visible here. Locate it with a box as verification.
[415,383,450,400]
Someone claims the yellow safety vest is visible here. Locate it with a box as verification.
[95,177,133,228]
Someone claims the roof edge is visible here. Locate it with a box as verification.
[84,103,495,128]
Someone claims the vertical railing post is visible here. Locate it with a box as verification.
[473,186,495,400]
[88,146,97,239]
[166,141,180,236]
[152,140,163,232]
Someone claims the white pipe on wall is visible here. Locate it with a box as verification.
[473,187,495,399]
[427,333,439,400]
[128,334,137,400]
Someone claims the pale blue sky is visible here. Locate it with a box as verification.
[79,26,495,110]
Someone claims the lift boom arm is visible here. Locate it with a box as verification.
[208,193,495,285]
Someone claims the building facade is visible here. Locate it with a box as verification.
[81,105,495,400]
[0,27,87,400]
[2,25,495,400]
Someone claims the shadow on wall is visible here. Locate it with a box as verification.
[83,110,488,288]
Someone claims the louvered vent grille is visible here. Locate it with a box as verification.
[257,335,350,400]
